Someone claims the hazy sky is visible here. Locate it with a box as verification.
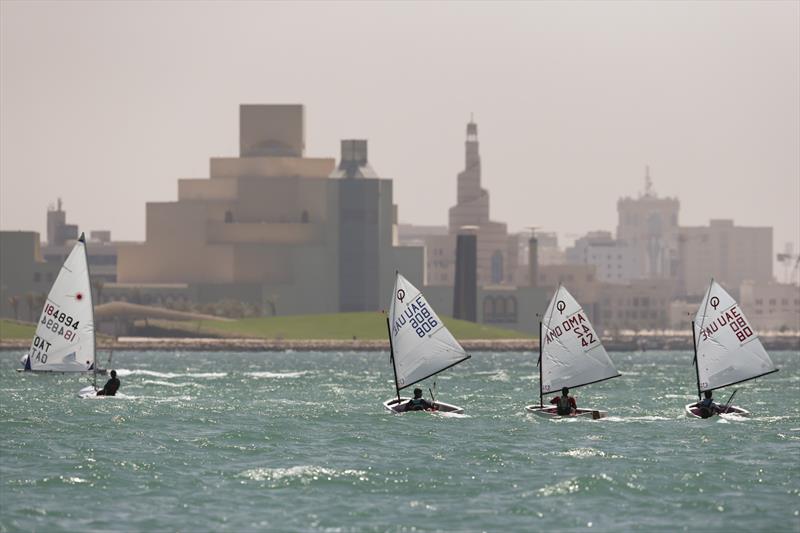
[2,1,798,263]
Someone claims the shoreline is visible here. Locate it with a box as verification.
[2,335,798,352]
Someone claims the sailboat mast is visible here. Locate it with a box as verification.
[386,317,401,403]
[692,279,715,402]
[81,233,97,390]
[691,320,701,401]
[538,321,543,408]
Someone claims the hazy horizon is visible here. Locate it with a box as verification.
[2,2,798,264]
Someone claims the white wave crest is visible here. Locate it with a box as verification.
[115,369,226,379]
[237,465,368,483]
[140,380,196,388]
[554,447,613,459]
[603,415,674,422]
[244,371,309,379]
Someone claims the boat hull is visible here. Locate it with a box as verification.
[684,403,750,418]
[383,397,464,414]
[17,368,108,375]
[525,405,607,419]
[78,385,102,399]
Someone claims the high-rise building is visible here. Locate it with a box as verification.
[46,198,78,246]
[616,168,679,280]
[425,119,519,286]
[566,231,638,284]
[677,219,773,297]
[332,140,394,312]
[0,231,60,319]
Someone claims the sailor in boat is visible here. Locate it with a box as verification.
[96,370,121,396]
[404,388,436,412]
[550,387,577,416]
[693,390,721,418]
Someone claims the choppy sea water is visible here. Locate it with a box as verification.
[1,349,798,532]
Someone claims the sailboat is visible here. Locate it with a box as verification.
[686,279,778,418]
[18,234,102,396]
[525,285,620,419]
[383,272,471,414]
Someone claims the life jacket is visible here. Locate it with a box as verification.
[408,397,426,410]
[104,378,120,396]
[556,396,572,416]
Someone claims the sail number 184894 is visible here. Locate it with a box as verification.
[41,304,80,341]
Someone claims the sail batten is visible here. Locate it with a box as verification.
[26,240,95,372]
[693,280,776,392]
[389,273,469,389]
[540,285,619,394]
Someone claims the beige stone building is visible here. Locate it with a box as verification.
[595,279,675,332]
[677,219,772,298]
[117,105,420,315]
[739,281,800,332]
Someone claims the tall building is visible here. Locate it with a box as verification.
[40,200,120,285]
[739,281,800,332]
[616,168,679,280]
[117,105,419,315]
[0,232,60,319]
[677,219,773,297]
[46,198,78,246]
[331,140,394,312]
[566,231,638,284]
[425,119,519,286]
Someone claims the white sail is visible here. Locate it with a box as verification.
[26,237,95,372]
[541,285,619,395]
[388,273,469,389]
[694,280,776,392]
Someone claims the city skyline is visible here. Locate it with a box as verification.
[1,1,798,259]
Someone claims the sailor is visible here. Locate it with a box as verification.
[405,387,435,411]
[96,370,120,396]
[550,387,577,415]
[695,390,721,418]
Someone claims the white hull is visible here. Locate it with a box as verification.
[684,403,750,419]
[17,368,107,375]
[78,385,104,399]
[17,355,107,375]
[383,397,464,414]
[525,405,607,419]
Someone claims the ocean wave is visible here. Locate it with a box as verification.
[603,415,674,422]
[437,412,470,418]
[552,447,622,459]
[537,478,581,496]
[140,380,197,388]
[237,465,368,483]
[115,369,226,379]
[244,371,309,379]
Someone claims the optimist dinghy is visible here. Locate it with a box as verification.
[525,285,620,419]
[383,272,470,414]
[686,279,778,418]
[18,233,104,396]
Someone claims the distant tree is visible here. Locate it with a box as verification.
[92,279,105,305]
[8,296,19,321]
[246,302,261,318]
[25,293,36,322]
[34,293,47,315]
